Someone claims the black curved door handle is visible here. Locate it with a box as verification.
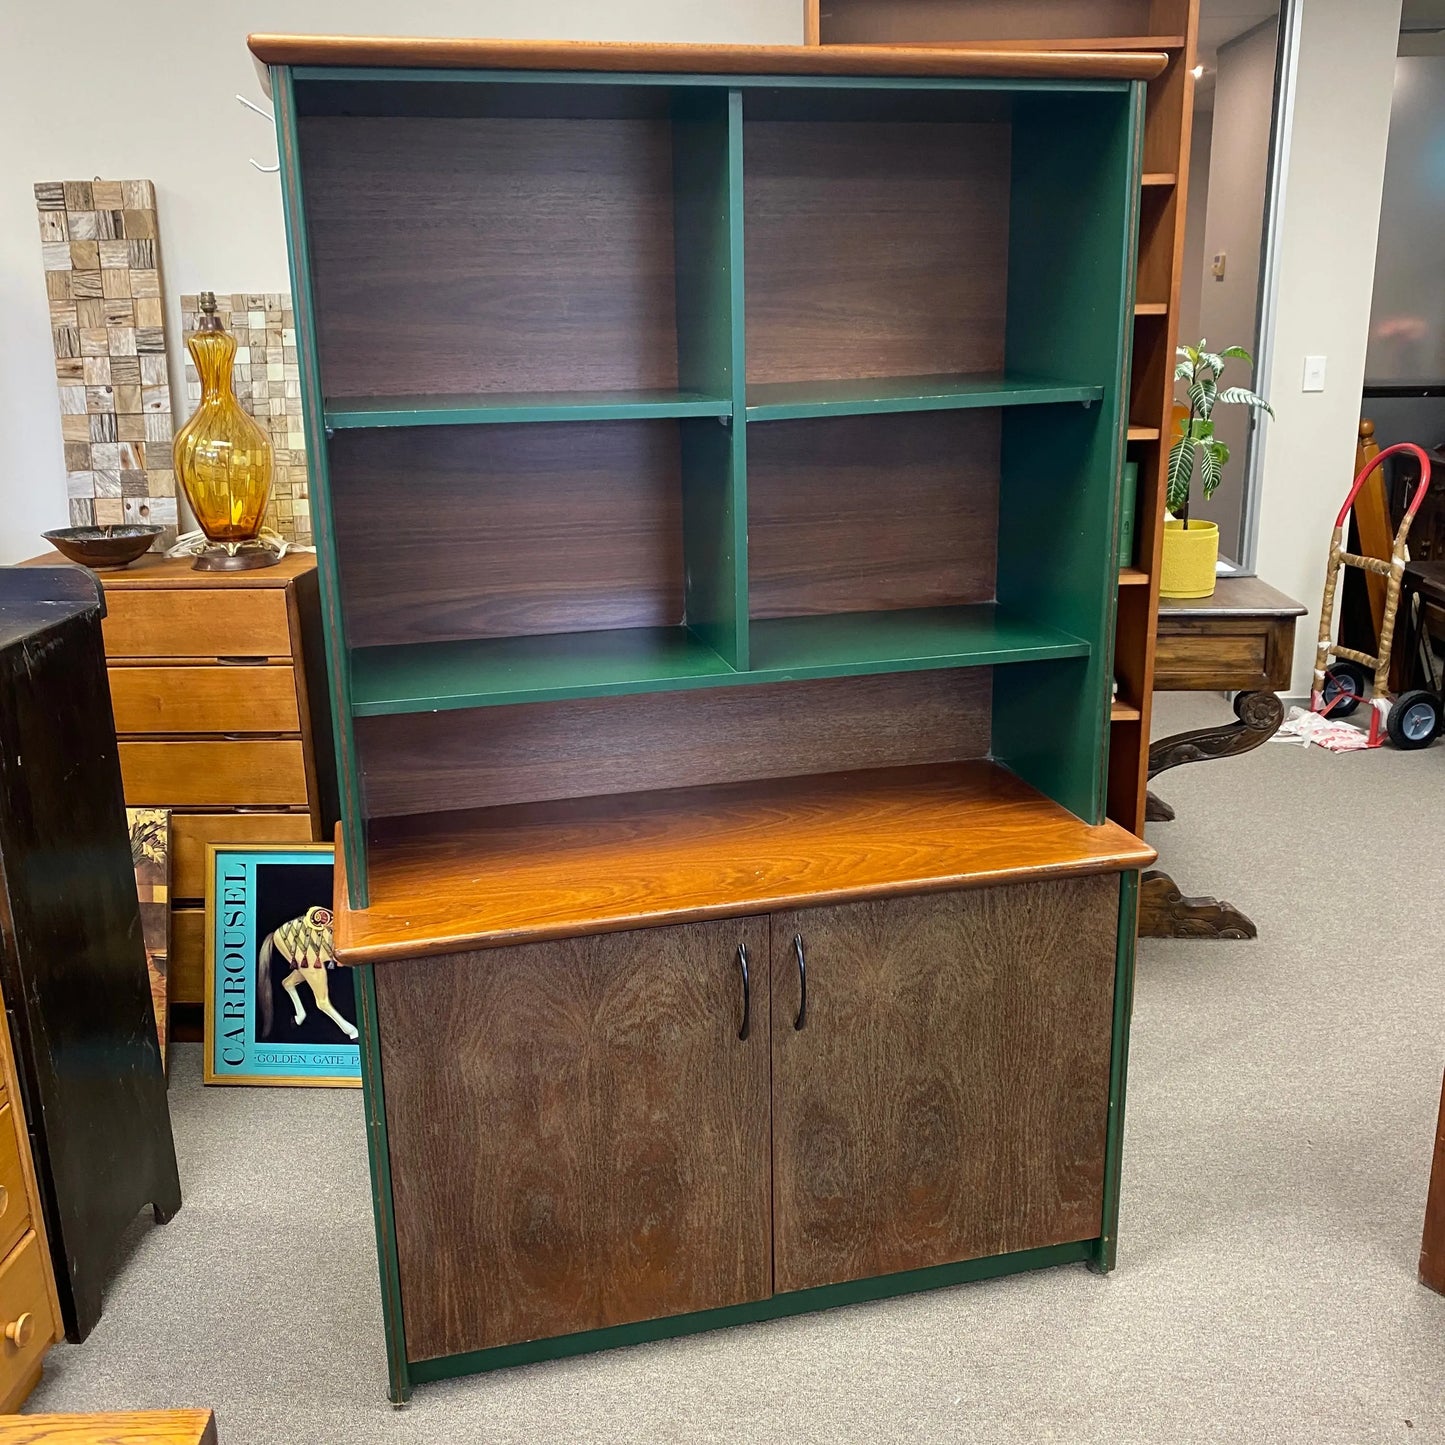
[792,933,807,1030]
[735,942,751,1041]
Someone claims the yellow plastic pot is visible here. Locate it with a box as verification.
[1160,519,1219,599]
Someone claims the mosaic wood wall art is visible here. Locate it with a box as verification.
[181,293,312,545]
[36,180,178,545]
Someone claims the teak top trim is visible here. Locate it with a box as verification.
[334,761,1156,964]
[247,35,1168,80]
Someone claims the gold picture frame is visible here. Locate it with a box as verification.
[203,842,360,1088]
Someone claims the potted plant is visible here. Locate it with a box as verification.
[1162,341,1274,598]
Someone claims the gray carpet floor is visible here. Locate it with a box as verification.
[25,693,1445,1442]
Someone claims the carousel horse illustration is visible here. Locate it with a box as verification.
[256,905,359,1041]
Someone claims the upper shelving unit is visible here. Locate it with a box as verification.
[268,41,1149,903]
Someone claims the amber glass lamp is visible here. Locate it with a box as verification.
[173,291,277,570]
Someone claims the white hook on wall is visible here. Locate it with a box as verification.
[236,93,280,174]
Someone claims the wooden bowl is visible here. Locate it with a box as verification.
[42,525,162,571]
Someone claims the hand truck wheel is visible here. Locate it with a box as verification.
[1320,660,1369,717]
[1386,690,1442,749]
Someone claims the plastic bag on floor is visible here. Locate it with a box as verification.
[1270,704,1371,752]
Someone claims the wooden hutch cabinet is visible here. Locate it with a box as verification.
[252,31,1159,1399]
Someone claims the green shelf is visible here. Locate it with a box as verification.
[326,389,733,430]
[349,606,1088,717]
[744,373,1104,422]
[350,627,737,715]
[746,605,1089,678]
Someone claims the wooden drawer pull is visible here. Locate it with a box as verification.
[0,1184,9,1217]
[5,1312,33,1348]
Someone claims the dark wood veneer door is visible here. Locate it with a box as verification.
[770,876,1120,1294]
[375,917,771,1361]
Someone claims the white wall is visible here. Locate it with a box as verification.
[1253,0,1402,691]
[1195,17,1278,561]
[0,1,800,563]
[1178,102,1213,352]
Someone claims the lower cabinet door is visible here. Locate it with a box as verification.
[770,875,1121,1294]
[374,916,772,1362]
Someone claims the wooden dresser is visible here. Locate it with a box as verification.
[0,971,60,1413]
[27,552,337,1008]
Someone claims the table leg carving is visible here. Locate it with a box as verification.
[1137,869,1258,940]
[1147,690,1285,784]
[1145,791,1175,822]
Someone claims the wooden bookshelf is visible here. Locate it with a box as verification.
[261,33,1158,1401]
[807,0,1201,838]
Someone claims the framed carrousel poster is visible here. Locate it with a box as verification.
[203,843,361,1087]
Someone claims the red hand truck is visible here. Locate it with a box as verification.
[1310,440,1440,749]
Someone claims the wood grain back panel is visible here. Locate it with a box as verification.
[357,668,991,818]
[376,917,772,1359]
[816,0,1152,44]
[744,118,1009,383]
[770,874,1119,1292]
[748,411,999,618]
[301,116,679,397]
[330,422,684,647]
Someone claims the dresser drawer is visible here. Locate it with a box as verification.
[104,586,291,659]
[0,1110,31,1263]
[171,909,204,1006]
[172,811,316,901]
[120,740,309,809]
[0,1232,56,1410]
[109,665,301,736]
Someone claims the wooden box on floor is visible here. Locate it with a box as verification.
[252,32,1160,1399]
[24,552,338,1009]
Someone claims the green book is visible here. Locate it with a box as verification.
[1118,461,1138,568]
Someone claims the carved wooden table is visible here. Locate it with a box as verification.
[1142,576,1306,939]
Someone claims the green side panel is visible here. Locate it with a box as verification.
[745,373,1104,422]
[678,89,748,669]
[354,964,412,1404]
[408,1238,1094,1384]
[993,83,1145,824]
[326,390,730,429]
[346,605,1086,716]
[1092,869,1140,1276]
[273,64,370,908]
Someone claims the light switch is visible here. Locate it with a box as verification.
[1302,355,1327,392]
[1211,251,1227,280]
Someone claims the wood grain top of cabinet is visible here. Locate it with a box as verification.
[107,665,300,736]
[0,1412,217,1444]
[248,34,1169,79]
[338,760,1155,963]
[0,1232,60,1412]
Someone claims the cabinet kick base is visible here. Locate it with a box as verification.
[403,1239,1098,1399]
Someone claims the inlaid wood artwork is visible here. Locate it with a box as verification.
[127,806,171,1071]
[180,292,311,544]
[35,180,178,544]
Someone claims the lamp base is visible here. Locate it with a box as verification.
[191,541,280,572]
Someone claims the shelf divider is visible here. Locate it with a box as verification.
[745,373,1103,422]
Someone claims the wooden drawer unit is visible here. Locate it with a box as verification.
[171,811,314,900]
[0,1233,60,1412]
[27,551,337,1007]
[108,664,301,735]
[0,1109,32,1262]
[103,585,291,659]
